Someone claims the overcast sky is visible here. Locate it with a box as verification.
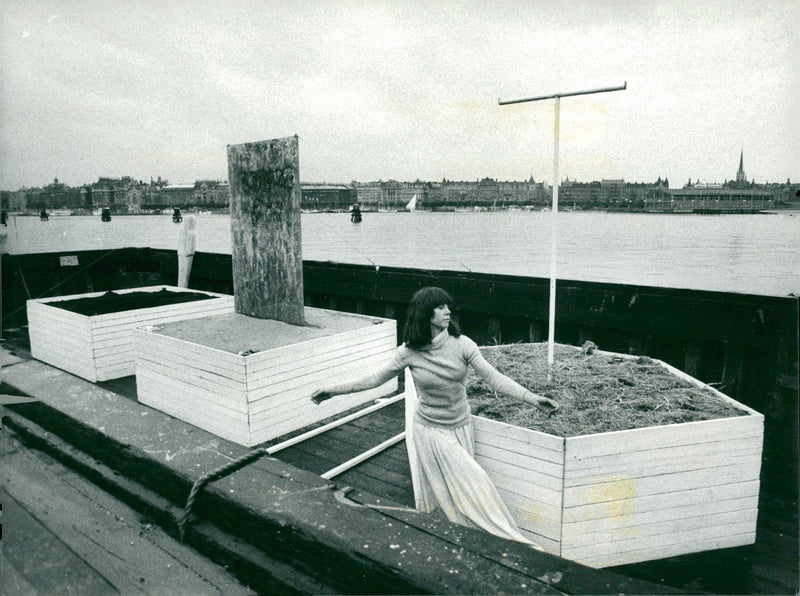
[1,0,797,190]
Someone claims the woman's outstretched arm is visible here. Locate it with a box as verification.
[311,360,403,404]
[467,342,559,415]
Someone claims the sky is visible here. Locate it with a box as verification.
[1,0,797,190]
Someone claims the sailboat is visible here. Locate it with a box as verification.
[399,194,418,212]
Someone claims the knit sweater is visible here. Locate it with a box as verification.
[358,330,531,428]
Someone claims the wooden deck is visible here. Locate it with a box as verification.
[263,393,798,595]
[7,320,798,594]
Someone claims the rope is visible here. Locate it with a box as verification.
[177,447,270,541]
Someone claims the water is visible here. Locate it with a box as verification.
[2,211,798,296]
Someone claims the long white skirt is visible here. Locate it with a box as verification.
[410,419,537,546]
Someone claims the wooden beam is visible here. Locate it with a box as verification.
[227,136,304,324]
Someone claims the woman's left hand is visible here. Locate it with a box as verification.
[532,394,559,416]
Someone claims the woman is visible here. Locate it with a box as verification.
[312,286,558,546]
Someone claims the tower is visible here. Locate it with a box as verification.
[736,150,746,184]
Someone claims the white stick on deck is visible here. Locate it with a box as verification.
[265,392,405,455]
[499,82,626,378]
[321,431,406,480]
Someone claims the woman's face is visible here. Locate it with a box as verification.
[430,303,450,332]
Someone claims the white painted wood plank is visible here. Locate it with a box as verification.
[133,328,246,366]
[565,434,763,473]
[473,415,565,452]
[243,323,396,374]
[136,368,249,419]
[244,336,396,392]
[575,532,756,568]
[248,381,398,431]
[500,491,563,526]
[565,414,762,460]
[475,456,562,498]
[27,343,99,382]
[562,497,759,546]
[248,385,396,440]
[135,361,248,407]
[89,300,234,330]
[563,516,757,562]
[565,447,763,488]
[563,479,759,523]
[135,355,247,394]
[563,461,762,507]
[247,352,388,404]
[473,440,565,479]
[134,333,246,377]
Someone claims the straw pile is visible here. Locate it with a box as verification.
[466,342,746,437]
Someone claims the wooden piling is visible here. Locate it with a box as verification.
[227,136,304,324]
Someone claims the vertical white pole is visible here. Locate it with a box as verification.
[548,96,560,378]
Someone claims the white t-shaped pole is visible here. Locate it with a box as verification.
[499,82,626,378]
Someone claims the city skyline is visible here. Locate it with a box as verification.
[2,1,797,191]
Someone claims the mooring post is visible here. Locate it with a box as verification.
[227,136,305,324]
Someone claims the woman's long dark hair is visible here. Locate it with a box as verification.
[403,286,461,349]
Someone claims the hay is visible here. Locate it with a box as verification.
[466,342,747,437]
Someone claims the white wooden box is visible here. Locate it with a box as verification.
[407,350,763,568]
[27,286,235,382]
[133,308,398,447]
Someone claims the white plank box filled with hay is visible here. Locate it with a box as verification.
[27,286,235,382]
[135,137,398,447]
[409,341,763,568]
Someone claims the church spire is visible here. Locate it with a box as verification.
[736,149,746,184]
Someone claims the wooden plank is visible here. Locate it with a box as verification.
[135,368,249,417]
[27,343,98,382]
[562,495,759,542]
[135,356,248,398]
[576,532,756,568]
[563,479,759,522]
[565,442,763,487]
[478,464,564,507]
[248,383,396,434]
[473,415,565,453]
[246,351,397,403]
[244,334,396,389]
[243,322,396,373]
[473,440,566,479]
[228,136,304,324]
[133,327,245,367]
[500,491,564,528]
[565,434,763,473]
[133,330,246,374]
[565,414,762,460]
[88,300,234,331]
[136,373,251,445]
[563,461,762,507]
[563,515,757,562]
[248,389,395,444]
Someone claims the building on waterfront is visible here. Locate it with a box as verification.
[301,183,357,211]
[558,177,669,210]
[646,187,774,213]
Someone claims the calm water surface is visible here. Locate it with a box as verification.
[3,211,798,296]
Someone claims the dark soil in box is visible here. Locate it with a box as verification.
[467,342,747,437]
[50,289,217,316]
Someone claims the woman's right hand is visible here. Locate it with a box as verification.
[311,389,333,405]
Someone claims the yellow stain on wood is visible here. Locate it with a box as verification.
[581,476,639,537]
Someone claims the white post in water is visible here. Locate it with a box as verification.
[499,82,626,378]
